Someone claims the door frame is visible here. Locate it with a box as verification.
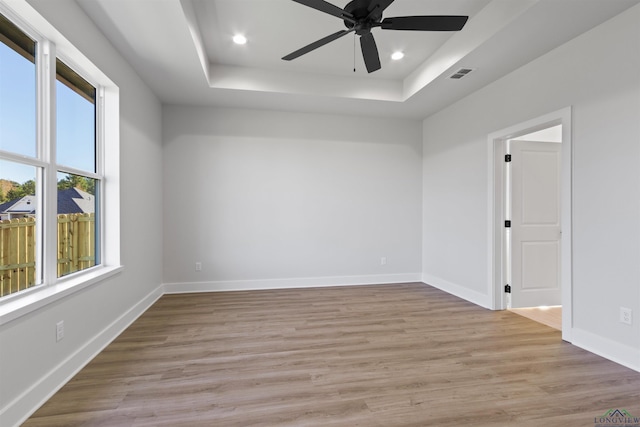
[487,107,573,342]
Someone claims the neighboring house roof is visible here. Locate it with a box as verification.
[58,188,95,214]
[0,188,95,217]
[0,195,37,215]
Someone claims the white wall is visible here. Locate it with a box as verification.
[163,107,423,291]
[422,4,640,367]
[0,1,163,426]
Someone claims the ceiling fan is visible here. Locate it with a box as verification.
[282,0,469,73]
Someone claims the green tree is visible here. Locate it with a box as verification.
[57,174,95,195]
[5,180,35,200]
[57,175,77,191]
[21,180,36,196]
[80,176,96,195]
[0,180,20,202]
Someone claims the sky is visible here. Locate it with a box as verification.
[0,39,95,187]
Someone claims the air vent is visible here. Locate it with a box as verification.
[450,68,474,79]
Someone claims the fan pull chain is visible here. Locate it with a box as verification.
[353,33,356,72]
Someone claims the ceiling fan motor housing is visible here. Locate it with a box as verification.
[343,0,382,34]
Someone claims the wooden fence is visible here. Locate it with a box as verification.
[0,217,35,297]
[0,213,96,297]
[57,213,96,278]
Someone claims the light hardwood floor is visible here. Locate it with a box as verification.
[509,306,562,331]
[25,283,640,426]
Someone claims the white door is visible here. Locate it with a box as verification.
[509,140,562,308]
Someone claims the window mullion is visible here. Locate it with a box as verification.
[39,39,57,286]
[95,87,105,269]
[96,87,105,176]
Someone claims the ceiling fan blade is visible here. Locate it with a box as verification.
[291,0,355,23]
[381,16,469,31]
[360,32,381,73]
[282,29,353,61]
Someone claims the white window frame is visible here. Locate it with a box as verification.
[0,0,121,325]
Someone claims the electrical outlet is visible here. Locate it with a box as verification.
[56,321,64,342]
[195,262,202,272]
[620,307,632,325]
[380,257,387,266]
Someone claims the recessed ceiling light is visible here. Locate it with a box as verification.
[233,34,247,45]
[391,51,404,61]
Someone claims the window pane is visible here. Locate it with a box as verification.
[56,60,96,172]
[0,159,37,296]
[57,172,98,277]
[0,13,36,157]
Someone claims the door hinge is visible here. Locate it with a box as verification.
[505,220,511,228]
[505,154,512,162]
[505,284,511,293]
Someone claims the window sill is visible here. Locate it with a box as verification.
[0,265,124,327]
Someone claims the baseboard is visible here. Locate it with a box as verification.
[1,284,164,427]
[163,273,422,294]
[422,273,491,309]
[571,328,640,373]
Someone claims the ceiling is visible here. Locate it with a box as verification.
[77,0,640,119]
[194,0,491,80]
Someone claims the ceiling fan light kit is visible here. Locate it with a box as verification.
[282,0,468,73]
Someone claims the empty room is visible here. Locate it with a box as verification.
[1,0,639,426]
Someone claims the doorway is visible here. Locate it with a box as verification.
[487,108,572,342]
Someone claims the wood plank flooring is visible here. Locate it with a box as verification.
[25,283,640,426]
[509,306,562,331]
